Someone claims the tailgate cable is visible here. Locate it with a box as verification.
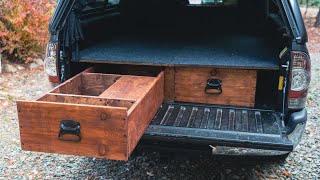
[281,61,289,122]
[279,47,290,124]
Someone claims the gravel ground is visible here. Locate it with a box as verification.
[1,18,320,180]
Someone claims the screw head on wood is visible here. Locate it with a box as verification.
[210,69,218,76]
[100,113,107,121]
[98,144,108,156]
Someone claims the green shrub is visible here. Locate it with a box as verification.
[310,0,320,7]
[299,0,320,7]
[0,0,56,63]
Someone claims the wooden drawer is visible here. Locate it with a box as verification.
[17,68,164,160]
[175,67,257,107]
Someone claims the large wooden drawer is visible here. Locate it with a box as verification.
[17,68,164,160]
[175,67,257,107]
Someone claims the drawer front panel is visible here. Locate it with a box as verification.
[175,67,257,107]
[18,101,128,160]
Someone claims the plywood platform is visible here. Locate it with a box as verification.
[78,34,279,70]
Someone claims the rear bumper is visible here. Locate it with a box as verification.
[286,109,308,148]
[141,103,307,156]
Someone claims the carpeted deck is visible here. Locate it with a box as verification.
[78,34,279,70]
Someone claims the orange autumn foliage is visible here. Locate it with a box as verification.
[0,0,56,62]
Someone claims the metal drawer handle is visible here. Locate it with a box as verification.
[58,120,81,142]
[205,79,222,94]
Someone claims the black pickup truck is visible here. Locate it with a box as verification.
[17,0,310,160]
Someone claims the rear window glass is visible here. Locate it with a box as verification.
[188,0,238,6]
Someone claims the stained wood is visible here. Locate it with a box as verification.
[39,93,135,109]
[164,67,175,102]
[99,75,156,100]
[51,68,94,95]
[18,69,165,161]
[93,65,174,102]
[51,74,83,95]
[81,73,122,96]
[127,72,164,154]
[51,73,122,96]
[17,101,128,160]
[98,73,164,154]
[175,67,257,107]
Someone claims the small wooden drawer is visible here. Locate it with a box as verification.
[175,67,257,107]
[17,68,164,160]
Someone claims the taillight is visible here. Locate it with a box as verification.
[288,51,311,109]
[44,42,58,77]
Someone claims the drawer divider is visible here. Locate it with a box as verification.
[39,93,136,109]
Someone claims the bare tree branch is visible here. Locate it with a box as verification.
[315,7,320,28]
[304,0,309,16]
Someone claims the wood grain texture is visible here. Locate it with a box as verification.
[98,73,165,154]
[51,68,94,95]
[18,69,165,161]
[17,101,128,160]
[99,75,156,100]
[51,74,83,95]
[164,67,175,102]
[39,93,135,109]
[175,67,257,107]
[81,73,122,96]
[52,73,122,96]
[127,72,164,155]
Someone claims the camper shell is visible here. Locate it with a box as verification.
[17,0,310,160]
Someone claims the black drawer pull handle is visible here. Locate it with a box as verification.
[58,120,81,142]
[205,79,222,94]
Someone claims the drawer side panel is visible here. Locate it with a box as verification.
[127,72,165,155]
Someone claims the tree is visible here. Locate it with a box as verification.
[304,0,309,16]
[315,7,320,28]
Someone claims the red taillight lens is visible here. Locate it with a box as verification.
[288,52,311,109]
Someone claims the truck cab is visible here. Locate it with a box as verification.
[17,0,310,160]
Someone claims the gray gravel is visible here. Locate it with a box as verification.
[0,53,319,179]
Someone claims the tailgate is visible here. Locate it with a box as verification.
[144,103,293,152]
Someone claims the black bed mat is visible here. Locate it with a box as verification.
[144,103,293,151]
[78,34,279,70]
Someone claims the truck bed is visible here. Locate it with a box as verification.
[78,34,279,70]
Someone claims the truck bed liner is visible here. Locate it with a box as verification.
[144,103,293,151]
[78,34,279,70]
